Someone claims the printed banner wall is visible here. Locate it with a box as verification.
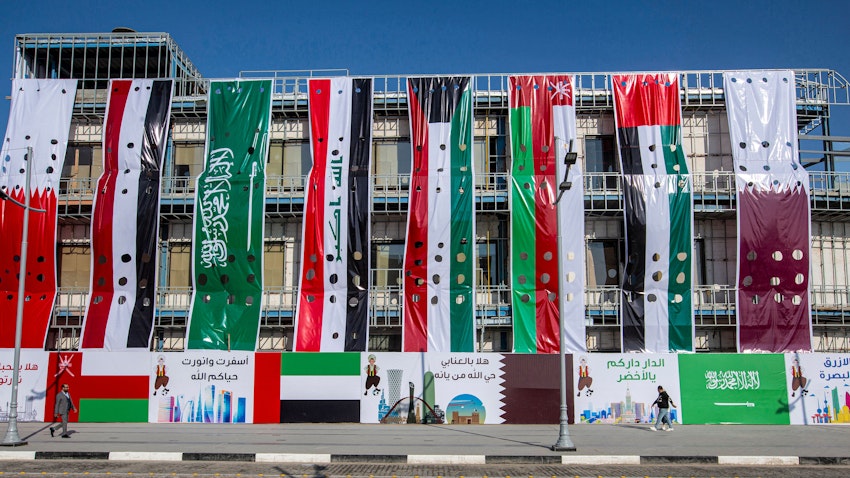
[724,71,812,353]
[0,79,77,348]
[360,353,504,424]
[508,75,585,353]
[295,78,373,352]
[403,77,475,352]
[47,351,149,423]
[500,354,574,424]
[574,353,681,424]
[81,79,173,350]
[148,351,254,423]
[786,353,850,425]
[0,349,49,422]
[187,80,272,350]
[612,74,694,353]
[679,353,788,424]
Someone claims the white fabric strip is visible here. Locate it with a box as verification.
[280,375,361,400]
[637,125,671,352]
[553,102,586,353]
[320,78,352,351]
[427,122,453,351]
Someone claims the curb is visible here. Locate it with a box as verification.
[1,451,849,465]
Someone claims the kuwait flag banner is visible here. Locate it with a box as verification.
[612,74,693,353]
[403,77,475,352]
[723,71,812,352]
[187,80,272,350]
[508,75,585,354]
[0,79,76,349]
[81,79,173,350]
[294,78,373,352]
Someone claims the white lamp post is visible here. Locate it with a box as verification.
[552,138,577,451]
[2,146,45,447]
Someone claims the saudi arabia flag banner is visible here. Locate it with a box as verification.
[612,73,693,353]
[508,75,585,354]
[403,77,475,353]
[187,80,272,350]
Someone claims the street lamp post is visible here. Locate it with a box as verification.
[552,138,577,452]
[2,146,44,447]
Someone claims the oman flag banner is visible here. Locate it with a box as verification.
[508,75,585,354]
[613,74,694,353]
[0,79,76,349]
[723,70,812,352]
[294,77,373,352]
[81,79,173,350]
[403,77,475,352]
[187,80,272,350]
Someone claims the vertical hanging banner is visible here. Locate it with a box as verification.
[0,79,76,349]
[187,80,272,350]
[403,77,475,352]
[508,75,585,354]
[294,77,373,352]
[724,70,812,352]
[81,79,173,350]
[613,73,694,353]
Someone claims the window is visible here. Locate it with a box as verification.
[61,144,101,194]
[372,243,405,290]
[694,238,707,286]
[282,141,311,179]
[172,143,204,177]
[373,141,411,189]
[166,243,191,288]
[584,135,618,190]
[58,245,91,288]
[586,239,621,286]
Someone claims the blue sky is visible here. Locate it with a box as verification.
[2,0,850,137]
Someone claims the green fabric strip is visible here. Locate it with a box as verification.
[280,352,361,376]
[188,80,271,350]
[79,398,148,422]
[510,106,537,353]
[449,88,475,352]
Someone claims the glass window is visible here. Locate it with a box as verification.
[167,243,191,288]
[264,242,286,288]
[173,143,204,177]
[585,135,618,190]
[58,245,91,288]
[372,243,404,288]
[586,239,621,286]
[282,141,311,179]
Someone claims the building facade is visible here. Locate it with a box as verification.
[12,31,850,353]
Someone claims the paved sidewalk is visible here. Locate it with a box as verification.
[1,422,849,465]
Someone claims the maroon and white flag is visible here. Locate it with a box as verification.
[81,79,173,350]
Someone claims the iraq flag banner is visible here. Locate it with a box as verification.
[723,71,812,353]
[612,73,694,353]
[508,75,585,354]
[0,79,77,349]
[187,80,272,351]
[403,77,475,352]
[294,77,373,352]
[81,79,173,350]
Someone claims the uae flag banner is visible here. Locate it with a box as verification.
[508,75,585,354]
[0,79,76,349]
[81,79,173,350]
[612,74,694,353]
[723,71,812,352]
[294,78,373,352]
[403,77,475,352]
[187,80,272,350]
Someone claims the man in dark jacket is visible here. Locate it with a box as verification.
[650,385,676,431]
[49,384,76,438]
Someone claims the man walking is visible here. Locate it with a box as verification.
[650,385,676,431]
[50,383,76,438]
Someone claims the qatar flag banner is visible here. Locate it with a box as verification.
[612,74,694,353]
[294,77,373,352]
[81,79,173,350]
[0,79,76,349]
[508,75,585,353]
[724,71,812,353]
[187,80,272,351]
[403,77,475,352]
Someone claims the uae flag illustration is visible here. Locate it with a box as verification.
[81,79,173,350]
[187,80,272,350]
[294,77,373,352]
[508,75,585,354]
[613,73,694,353]
[724,70,812,352]
[0,79,76,349]
[403,77,475,352]
[46,351,149,422]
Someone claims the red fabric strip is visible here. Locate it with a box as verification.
[252,352,283,423]
[613,74,681,128]
[82,80,130,348]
